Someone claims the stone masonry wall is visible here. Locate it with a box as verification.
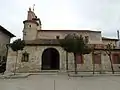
[6,46,66,73]
[6,46,120,73]
[37,31,102,44]
[0,31,10,57]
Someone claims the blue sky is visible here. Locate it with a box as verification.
[0,0,120,39]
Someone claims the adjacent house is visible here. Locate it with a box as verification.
[0,25,15,73]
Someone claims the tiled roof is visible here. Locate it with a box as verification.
[0,25,15,37]
[38,30,101,33]
[25,39,59,45]
[25,37,119,46]
[102,37,118,41]
[25,39,102,47]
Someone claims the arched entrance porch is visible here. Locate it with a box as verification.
[41,48,60,70]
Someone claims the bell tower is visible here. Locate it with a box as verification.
[23,7,42,40]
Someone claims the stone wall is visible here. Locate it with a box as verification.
[23,22,38,40]
[101,51,120,72]
[68,52,102,72]
[6,45,120,73]
[6,46,66,73]
[37,31,102,44]
[0,31,10,57]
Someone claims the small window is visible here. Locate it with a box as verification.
[21,51,29,62]
[56,36,60,39]
[28,25,31,28]
[93,53,101,64]
[112,54,120,64]
[76,54,84,64]
[29,25,31,27]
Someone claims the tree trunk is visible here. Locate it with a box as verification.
[92,52,95,75]
[74,53,77,74]
[66,51,68,71]
[109,55,114,74]
[14,51,18,75]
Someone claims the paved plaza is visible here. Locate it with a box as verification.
[0,74,120,90]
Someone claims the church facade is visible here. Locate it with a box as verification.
[6,8,120,73]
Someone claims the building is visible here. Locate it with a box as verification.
[0,25,15,73]
[6,8,120,73]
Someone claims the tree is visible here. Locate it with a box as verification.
[59,33,92,74]
[66,51,68,71]
[105,43,114,74]
[91,44,95,75]
[10,39,25,75]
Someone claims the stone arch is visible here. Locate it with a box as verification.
[41,48,60,70]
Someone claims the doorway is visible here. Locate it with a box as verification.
[41,48,60,70]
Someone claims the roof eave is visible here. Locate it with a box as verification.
[102,37,118,41]
[0,25,16,38]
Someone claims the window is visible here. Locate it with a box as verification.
[76,54,84,64]
[112,54,120,64]
[27,25,31,28]
[93,53,101,64]
[21,51,29,62]
[29,25,31,27]
[56,36,60,39]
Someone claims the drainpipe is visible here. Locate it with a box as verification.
[117,30,120,48]
[117,30,119,40]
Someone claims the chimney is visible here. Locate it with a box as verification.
[117,30,120,48]
[117,30,119,40]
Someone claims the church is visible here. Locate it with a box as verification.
[6,8,120,73]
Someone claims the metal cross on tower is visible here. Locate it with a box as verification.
[33,4,35,12]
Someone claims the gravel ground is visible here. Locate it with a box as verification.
[0,74,120,90]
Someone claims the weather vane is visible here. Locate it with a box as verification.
[33,4,35,12]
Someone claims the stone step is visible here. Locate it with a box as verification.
[40,70,59,72]
[27,70,60,75]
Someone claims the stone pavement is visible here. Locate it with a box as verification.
[0,74,120,90]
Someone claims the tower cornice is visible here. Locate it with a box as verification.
[23,20,39,26]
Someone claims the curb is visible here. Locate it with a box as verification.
[0,74,30,79]
[0,73,120,79]
[68,74,120,77]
